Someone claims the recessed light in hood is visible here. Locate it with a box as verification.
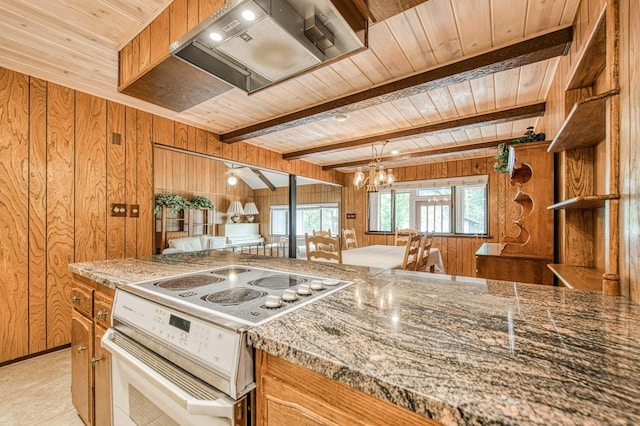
[171,0,367,93]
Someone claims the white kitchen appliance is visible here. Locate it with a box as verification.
[102,265,352,425]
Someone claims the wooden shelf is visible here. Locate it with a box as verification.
[547,194,619,210]
[514,191,532,202]
[547,90,619,153]
[548,264,603,291]
[566,4,607,90]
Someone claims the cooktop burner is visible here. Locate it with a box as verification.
[153,274,224,290]
[211,267,250,276]
[202,288,267,306]
[126,265,353,326]
[247,274,307,289]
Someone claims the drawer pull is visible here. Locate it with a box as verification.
[71,296,80,304]
[97,311,107,320]
[77,345,87,353]
[91,357,102,365]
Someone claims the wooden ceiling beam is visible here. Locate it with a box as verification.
[322,139,510,170]
[251,168,276,191]
[220,26,571,143]
[356,0,430,22]
[284,102,545,160]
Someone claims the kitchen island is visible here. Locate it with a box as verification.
[70,250,640,425]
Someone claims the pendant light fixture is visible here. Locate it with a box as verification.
[353,141,395,192]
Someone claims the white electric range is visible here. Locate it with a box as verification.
[102,265,352,426]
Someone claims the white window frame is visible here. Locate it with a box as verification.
[270,203,339,236]
[367,175,488,236]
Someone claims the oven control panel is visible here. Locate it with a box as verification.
[112,291,240,375]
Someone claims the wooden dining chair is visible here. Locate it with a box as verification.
[394,228,418,246]
[342,228,358,249]
[305,233,342,264]
[313,229,331,237]
[313,229,334,251]
[416,233,434,272]
[401,233,422,270]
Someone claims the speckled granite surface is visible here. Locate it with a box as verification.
[70,251,640,425]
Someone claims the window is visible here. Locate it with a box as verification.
[270,203,339,236]
[456,184,487,234]
[367,176,488,235]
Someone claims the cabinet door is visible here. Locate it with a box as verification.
[71,310,93,425]
[256,351,439,426]
[94,325,112,426]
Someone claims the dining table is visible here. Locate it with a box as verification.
[341,244,445,273]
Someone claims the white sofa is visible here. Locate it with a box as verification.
[162,235,226,254]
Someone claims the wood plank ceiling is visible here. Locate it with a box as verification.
[0,0,580,173]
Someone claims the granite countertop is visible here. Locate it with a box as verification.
[70,251,640,425]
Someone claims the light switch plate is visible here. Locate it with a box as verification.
[129,204,140,218]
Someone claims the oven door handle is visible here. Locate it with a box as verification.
[102,329,235,419]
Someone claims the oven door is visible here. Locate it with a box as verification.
[102,328,252,426]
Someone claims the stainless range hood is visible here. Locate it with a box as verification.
[171,0,367,93]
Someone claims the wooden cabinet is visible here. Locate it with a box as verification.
[476,142,554,284]
[190,207,215,237]
[155,205,216,253]
[476,243,553,285]
[256,350,441,426]
[70,275,114,426]
[546,2,620,295]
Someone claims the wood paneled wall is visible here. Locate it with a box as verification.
[151,118,344,186]
[0,67,154,363]
[154,146,254,220]
[253,184,342,244]
[1,68,29,361]
[1,60,346,363]
[618,0,640,302]
[341,156,521,278]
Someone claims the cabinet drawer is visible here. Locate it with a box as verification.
[94,292,113,328]
[72,280,94,318]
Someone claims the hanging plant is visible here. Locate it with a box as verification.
[493,126,546,174]
[154,193,191,214]
[189,195,215,210]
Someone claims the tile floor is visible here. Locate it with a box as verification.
[0,348,84,425]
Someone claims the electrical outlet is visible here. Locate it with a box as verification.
[111,203,127,217]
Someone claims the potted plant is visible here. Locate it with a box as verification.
[493,126,546,174]
[189,195,215,210]
[154,193,191,214]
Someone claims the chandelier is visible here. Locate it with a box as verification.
[353,142,395,192]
